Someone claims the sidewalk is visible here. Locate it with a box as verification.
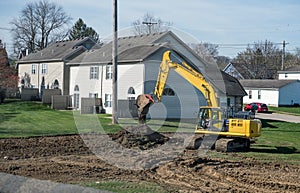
[255,112,300,123]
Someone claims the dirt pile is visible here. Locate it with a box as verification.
[111,125,169,150]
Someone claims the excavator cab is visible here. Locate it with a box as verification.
[197,107,226,131]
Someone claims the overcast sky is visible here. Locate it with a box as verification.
[0,0,299,58]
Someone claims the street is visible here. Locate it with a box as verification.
[255,112,300,123]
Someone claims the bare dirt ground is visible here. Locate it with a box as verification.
[0,134,299,193]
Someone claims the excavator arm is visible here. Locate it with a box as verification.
[136,50,219,124]
[154,50,219,107]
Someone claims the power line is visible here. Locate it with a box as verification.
[142,21,157,34]
[217,42,287,47]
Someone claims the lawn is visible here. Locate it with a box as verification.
[208,118,300,165]
[0,100,78,138]
[0,100,193,138]
[269,106,300,116]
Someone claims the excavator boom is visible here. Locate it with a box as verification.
[154,51,218,107]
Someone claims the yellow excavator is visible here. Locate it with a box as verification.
[136,50,262,152]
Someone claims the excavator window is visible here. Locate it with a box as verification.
[198,108,224,130]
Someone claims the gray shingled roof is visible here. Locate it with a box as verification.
[221,71,247,96]
[239,79,297,89]
[67,43,168,65]
[17,37,96,64]
[67,32,170,65]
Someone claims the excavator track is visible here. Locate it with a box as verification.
[215,138,250,152]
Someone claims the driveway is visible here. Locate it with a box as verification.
[255,112,300,123]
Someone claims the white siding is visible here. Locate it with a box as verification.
[118,64,144,99]
[18,64,32,87]
[278,72,300,80]
[70,63,145,114]
[70,65,104,110]
[102,65,113,114]
[19,62,64,93]
[243,88,279,107]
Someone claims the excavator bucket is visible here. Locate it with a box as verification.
[135,94,154,124]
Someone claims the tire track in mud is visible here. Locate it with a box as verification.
[221,162,299,192]
[149,156,300,192]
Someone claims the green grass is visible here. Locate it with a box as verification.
[249,119,300,163]
[83,180,168,193]
[0,100,78,137]
[269,106,300,116]
[0,100,126,138]
[208,119,300,165]
[0,100,193,138]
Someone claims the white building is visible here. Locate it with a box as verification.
[67,31,247,118]
[17,37,97,95]
[278,66,300,80]
[240,79,300,107]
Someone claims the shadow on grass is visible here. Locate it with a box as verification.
[260,119,285,128]
[0,112,20,124]
[251,146,298,154]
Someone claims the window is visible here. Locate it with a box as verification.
[53,79,59,89]
[163,88,175,96]
[41,63,48,74]
[89,93,98,98]
[31,64,37,74]
[105,94,112,107]
[106,65,112,79]
[74,85,80,109]
[249,90,252,99]
[90,66,99,79]
[127,87,135,100]
[227,98,231,107]
[258,90,261,100]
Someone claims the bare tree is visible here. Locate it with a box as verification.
[233,40,282,79]
[10,0,72,54]
[132,13,172,35]
[190,42,219,64]
[284,47,300,69]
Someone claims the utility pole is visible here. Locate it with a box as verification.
[281,40,288,70]
[112,0,118,124]
[142,21,157,34]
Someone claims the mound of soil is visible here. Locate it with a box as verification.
[111,125,169,150]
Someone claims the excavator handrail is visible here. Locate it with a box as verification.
[154,50,219,107]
